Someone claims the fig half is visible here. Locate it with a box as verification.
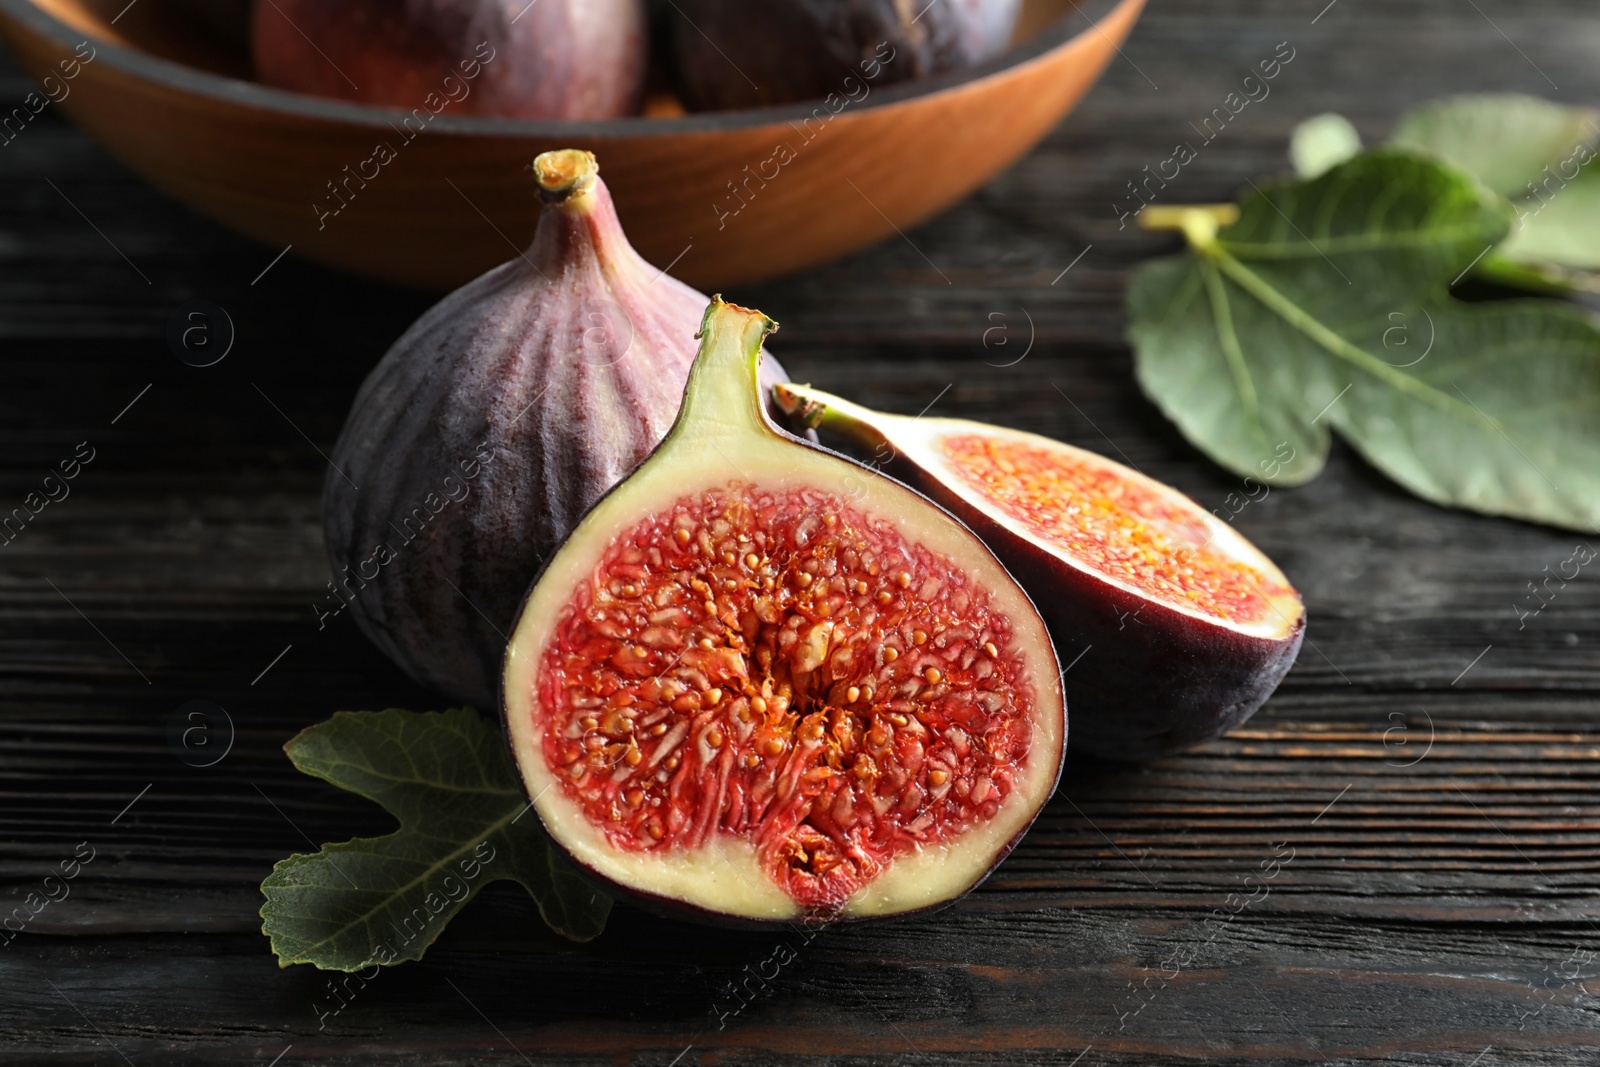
[504,300,1064,924]
[774,384,1305,762]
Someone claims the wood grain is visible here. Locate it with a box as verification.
[2,0,1600,1063]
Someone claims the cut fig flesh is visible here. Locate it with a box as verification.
[774,384,1305,761]
[937,432,1301,635]
[504,300,1064,923]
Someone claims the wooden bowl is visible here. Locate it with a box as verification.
[0,0,1144,290]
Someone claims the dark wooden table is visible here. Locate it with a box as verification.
[5,1,1600,1063]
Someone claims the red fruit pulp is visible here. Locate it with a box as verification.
[940,434,1295,627]
[536,484,1038,912]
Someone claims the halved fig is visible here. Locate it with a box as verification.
[774,384,1305,762]
[503,300,1064,925]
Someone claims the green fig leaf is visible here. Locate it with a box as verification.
[1390,93,1598,198]
[1290,113,1362,179]
[1496,167,1600,273]
[1129,150,1600,532]
[1391,94,1600,288]
[260,708,611,972]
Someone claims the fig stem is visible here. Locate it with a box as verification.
[671,297,779,445]
[532,149,600,204]
[770,382,894,455]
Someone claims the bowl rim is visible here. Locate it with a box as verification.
[0,0,1131,136]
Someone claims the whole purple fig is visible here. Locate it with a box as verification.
[669,0,1022,112]
[252,0,647,119]
[323,149,791,709]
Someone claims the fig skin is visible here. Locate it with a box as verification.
[980,543,1303,761]
[668,0,1023,112]
[501,299,1066,927]
[774,384,1305,762]
[324,151,791,711]
[251,0,648,119]
[910,491,1303,760]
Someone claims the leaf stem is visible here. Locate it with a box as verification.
[1197,258,1262,423]
[1208,248,1500,433]
[1140,204,1240,238]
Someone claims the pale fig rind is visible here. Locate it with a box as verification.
[774,383,1305,762]
[502,299,1066,926]
[324,151,789,710]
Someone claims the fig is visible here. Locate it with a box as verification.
[774,385,1305,762]
[668,0,1023,112]
[503,299,1065,924]
[251,0,647,119]
[324,150,792,710]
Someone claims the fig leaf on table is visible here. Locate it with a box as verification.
[1393,95,1600,294]
[260,708,611,972]
[1291,94,1600,293]
[1389,94,1599,202]
[1128,150,1600,533]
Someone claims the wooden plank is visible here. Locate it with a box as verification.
[1,0,1599,1061]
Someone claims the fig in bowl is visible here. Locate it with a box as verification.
[0,0,1147,289]
[668,0,1024,111]
[252,0,648,119]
